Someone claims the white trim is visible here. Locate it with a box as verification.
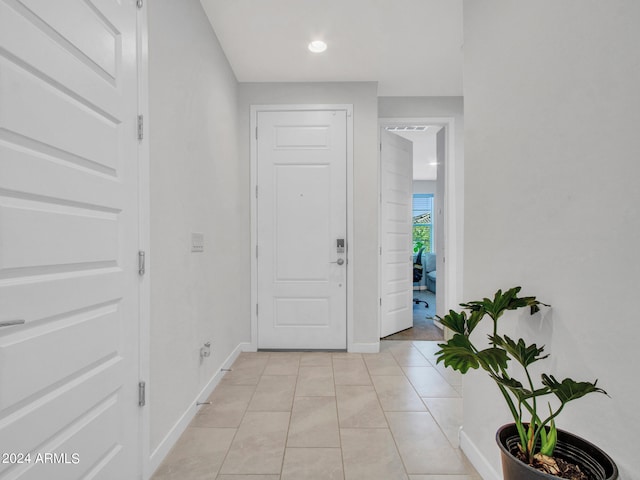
[377,117,461,335]
[147,342,249,476]
[250,104,354,352]
[136,4,151,479]
[460,429,502,480]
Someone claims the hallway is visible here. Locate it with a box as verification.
[152,341,480,480]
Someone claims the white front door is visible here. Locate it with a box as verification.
[256,109,347,349]
[380,130,414,338]
[0,1,141,478]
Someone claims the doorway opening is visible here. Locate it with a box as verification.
[378,118,458,341]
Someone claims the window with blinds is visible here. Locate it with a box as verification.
[413,194,433,253]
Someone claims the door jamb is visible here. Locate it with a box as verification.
[250,104,354,351]
[377,117,461,336]
[136,4,151,478]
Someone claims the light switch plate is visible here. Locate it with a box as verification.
[191,232,204,253]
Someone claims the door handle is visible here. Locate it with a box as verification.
[330,258,345,265]
[0,319,25,328]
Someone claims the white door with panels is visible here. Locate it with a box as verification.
[256,109,347,349]
[0,1,141,479]
[380,130,413,338]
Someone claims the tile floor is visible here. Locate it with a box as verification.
[151,340,481,480]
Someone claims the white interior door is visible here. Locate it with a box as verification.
[380,130,413,338]
[0,1,141,478]
[256,109,347,349]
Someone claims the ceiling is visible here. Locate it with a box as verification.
[200,0,463,97]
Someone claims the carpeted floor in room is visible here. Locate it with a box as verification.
[382,289,443,341]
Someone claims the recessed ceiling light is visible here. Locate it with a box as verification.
[308,40,327,53]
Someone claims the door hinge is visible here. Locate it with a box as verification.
[255,185,258,198]
[380,142,382,151]
[379,298,382,306]
[137,114,144,140]
[138,381,146,406]
[256,245,258,258]
[379,246,382,255]
[256,304,258,316]
[136,0,143,9]
[138,250,146,276]
[255,126,258,140]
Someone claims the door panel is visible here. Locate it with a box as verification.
[257,110,347,349]
[380,130,413,338]
[0,0,140,478]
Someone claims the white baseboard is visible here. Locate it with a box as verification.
[348,341,380,353]
[459,428,501,480]
[147,342,249,477]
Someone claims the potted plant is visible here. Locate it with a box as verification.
[435,286,618,480]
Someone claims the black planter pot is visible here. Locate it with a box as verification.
[496,423,618,480]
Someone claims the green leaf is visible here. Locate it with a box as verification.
[491,335,549,368]
[461,286,549,320]
[541,374,608,404]
[436,310,469,335]
[435,334,479,373]
[475,346,510,372]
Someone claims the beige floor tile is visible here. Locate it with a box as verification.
[379,340,408,352]
[423,397,463,447]
[363,353,405,375]
[220,354,269,386]
[193,385,255,428]
[300,351,333,366]
[402,366,460,398]
[386,412,470,475]
[156,349,480,480]
[408,476,480,480]
[281,448,344,480]
[152,427,235,480]
[382,341,421,354]
[371,375,427,411]
[263,353,301,375]
[287,396,340,447]
[389,346,432,367]
[332,352,362,359]
[412,341,442,361]
[335,385,387,428]
[248,375,297,412]
[341,428,408,480]
[296,366,335,396]
[333,357,371,385]
[219,411,290,475]
[433,362,462,386]
[217,476,280,480]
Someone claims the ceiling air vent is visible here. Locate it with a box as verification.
[385,126,428,132]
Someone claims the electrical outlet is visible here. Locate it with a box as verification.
[191,232,204,253]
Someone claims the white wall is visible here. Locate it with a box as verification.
[238,82,380,347]
[462,2,640,478]
[148,0,247,461]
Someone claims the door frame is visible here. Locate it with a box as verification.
[250,104,354,351]
[378,117,461,335]
[136,2,152,478]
